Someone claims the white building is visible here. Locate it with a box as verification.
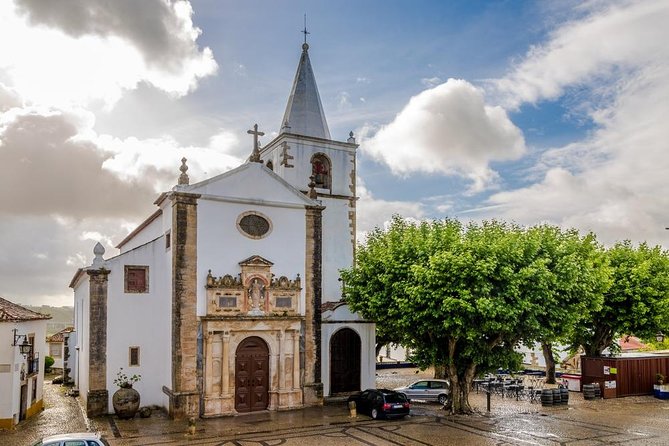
[0,297,50,429]
[46,327,74,371]
[71,41,375,419]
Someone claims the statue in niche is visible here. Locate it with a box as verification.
[248,278,265,315]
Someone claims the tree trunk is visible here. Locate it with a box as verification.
[445,360,476,414]
[542,342,556,384]
[585,325,614,357]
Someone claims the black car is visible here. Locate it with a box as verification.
[347,389,410,419]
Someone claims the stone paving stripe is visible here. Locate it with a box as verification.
[107,416,121,438]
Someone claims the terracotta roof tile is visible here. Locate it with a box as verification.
[0,296,51,322]
[47,326,75,343]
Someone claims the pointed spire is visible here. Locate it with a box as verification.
[280,40,331,140]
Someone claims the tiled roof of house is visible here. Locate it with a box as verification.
[619,335,646,351]
[47,326,75,343]
[0,296,51,322]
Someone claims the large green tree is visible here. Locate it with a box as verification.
[570,241,669,357]
[524,225,608,383]
[342,217,604,414]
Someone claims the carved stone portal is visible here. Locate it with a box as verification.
[206,255,301,316]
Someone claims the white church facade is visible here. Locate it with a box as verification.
[70,41,375,419]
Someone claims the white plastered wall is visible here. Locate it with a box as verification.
[104,236,171,411]
[0,319,48,423]
[73,276,90,405]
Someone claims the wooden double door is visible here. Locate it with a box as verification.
[235,336,269,412]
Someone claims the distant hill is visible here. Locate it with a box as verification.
[25,305,74,336]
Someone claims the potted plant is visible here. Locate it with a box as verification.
[112,368,141,419]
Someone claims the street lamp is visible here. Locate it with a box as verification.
[656,332,665,343]
[12,329,33,357]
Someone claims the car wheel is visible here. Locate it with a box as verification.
[371,408,379,419]
[438,394,447,405]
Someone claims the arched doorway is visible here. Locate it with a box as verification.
[235,336,269,413]
[330,328,361,394]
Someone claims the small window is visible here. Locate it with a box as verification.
[218,296,237,308]
[165,230,171,249]
[266,160,274,170]
[125,266,149,293]
[129,347,140,367]
[49,343,61,357]
[275,297,292,308]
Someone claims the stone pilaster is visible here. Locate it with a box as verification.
[168,191,201,419]
[86,268,109,417]
[303,205,324,405]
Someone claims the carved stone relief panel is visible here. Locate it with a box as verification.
[206,256,302,316]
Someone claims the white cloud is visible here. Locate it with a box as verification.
[493,1,668,110]
[337,91,351,109]
[485,0,669,246]
[1,0,217,108]
[356,178,425,237]
[421,77,442,88]
[362,79,526,193]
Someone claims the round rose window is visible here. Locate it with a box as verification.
[237,212,272,239]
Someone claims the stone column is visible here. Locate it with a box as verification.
[303,205,324,405]
[221,332,230,395]
[278,331,285,391]
[168,191,201,419]
[293,330,300,390]
[86,268,109,417]
[205,333,213,396]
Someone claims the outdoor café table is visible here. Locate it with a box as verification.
[505,383,523,400]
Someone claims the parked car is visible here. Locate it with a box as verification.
[32,432,110,446]
[347,388,410,419]
[394,379,450,405]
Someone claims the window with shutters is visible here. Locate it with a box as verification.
[129,346,140,367]
[124,266,149,293]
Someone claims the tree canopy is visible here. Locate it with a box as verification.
[341,217,608,413]
[570,241,669,356]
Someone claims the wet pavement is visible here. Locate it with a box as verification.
[3,368,669,445]
[0,373,88,446]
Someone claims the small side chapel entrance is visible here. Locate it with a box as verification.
[235,336,269,413]
[330,328,361,394]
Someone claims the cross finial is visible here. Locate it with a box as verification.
[302,13,310,50]
[247,123,265,163]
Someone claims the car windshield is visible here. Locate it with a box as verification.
[384,393,408,403]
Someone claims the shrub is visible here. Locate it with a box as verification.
[44,356,55,372]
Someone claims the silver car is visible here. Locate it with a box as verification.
[32,432,110,446]
[395,379,450,404]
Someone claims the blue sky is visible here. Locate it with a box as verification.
[1,0,667,306]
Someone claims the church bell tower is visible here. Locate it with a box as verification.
[260,40,358,306]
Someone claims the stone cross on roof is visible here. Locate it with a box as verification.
[302,14,310,46]
[247,123,264,163]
